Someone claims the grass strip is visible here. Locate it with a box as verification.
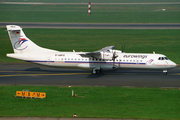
[0,86,180,119]
[0,4,180,23]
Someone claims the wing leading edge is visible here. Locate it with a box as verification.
[79,46,115,57]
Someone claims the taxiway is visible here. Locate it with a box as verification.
[0,63,179,87]
[0,22,180,29]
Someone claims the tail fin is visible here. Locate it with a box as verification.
[6,25,43,54]
[6,25,40,54]
[6,25,58,54]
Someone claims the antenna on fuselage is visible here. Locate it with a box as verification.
[121,44,125,53]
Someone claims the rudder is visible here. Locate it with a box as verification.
[6,25,41,54]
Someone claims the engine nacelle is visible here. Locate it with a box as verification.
[102,52,114,60]
[95,52,114,60]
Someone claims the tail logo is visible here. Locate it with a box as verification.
[14,38,28,50]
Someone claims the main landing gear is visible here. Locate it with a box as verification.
[163,70,167,75]
[92,68,101,75]
[92,66,117,75]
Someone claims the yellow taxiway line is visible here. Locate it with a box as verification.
[0,72,90,77]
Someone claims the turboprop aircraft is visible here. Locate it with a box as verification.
[6,25,177,75]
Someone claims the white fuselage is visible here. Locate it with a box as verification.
[7,50,176,71]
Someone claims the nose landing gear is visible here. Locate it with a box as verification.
[163,70,167,75]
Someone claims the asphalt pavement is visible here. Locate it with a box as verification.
[0,63,179,87]
[1,22,180,29]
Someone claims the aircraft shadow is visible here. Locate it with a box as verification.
[23,67,89,74]
[24,67,42,72]
[87,73,106,78]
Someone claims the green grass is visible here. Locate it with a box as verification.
[0,86,180,119]
[0,4,180,23]
[0,28,180,63]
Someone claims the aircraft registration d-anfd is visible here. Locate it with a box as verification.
[6,25,176,75]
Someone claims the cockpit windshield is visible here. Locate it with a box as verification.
[158,57,169,60]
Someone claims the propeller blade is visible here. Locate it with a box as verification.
[112,50,118,68]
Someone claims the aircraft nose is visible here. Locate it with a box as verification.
[169,61,177,68]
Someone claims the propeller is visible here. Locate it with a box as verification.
[112,50,118,60]
[112,47,118,68]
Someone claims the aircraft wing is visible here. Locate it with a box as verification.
[96,46,115,52]
[79,46,115,57]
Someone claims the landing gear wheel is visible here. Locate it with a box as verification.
[163,70,168,75]
[97,69,101,74]
[163,72,167,75]
[92,69,97,75]
[92,69,101,75]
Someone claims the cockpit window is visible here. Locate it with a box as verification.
[158,57,169,60]
[164,57,169,60]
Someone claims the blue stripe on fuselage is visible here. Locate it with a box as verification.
[26,60,146,65]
